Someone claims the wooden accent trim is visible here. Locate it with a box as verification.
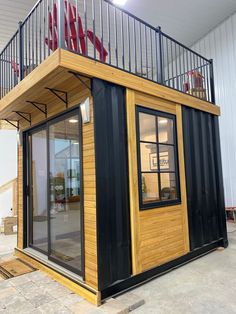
[176,105,190,253]
[135,92,176,115]
[17,144,23,250]
[126,89,141,275]
[59,49,220,116]
[15,249,100,306]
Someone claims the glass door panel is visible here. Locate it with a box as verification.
[29,128,48,253]
[49,113,82,273]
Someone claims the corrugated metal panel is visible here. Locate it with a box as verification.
[93,78,131,291]
[191,12,236,208]
[182,107,228,250]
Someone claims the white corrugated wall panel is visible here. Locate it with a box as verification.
[191,12,236,207]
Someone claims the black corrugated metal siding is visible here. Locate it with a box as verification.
[92,78,131,291]
[182,107,228,250]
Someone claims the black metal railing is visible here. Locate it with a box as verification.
[0,0,215,103]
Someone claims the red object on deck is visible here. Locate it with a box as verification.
[45,1,108,62]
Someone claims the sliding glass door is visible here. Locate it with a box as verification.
[26,109,83,276]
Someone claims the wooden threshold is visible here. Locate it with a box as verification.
[0,49,220,120]
[15,248,101,306]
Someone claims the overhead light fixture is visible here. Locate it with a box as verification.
[69,118,78,124]
[159,119,168,125]
[112,0,127,6]
[73,142,79,145]
[81,97,90,124]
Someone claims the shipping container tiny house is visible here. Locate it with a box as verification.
[0,0,228,305]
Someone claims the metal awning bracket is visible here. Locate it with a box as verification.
[68,71,91,92]
[13,111,31,125]
[45,87,68,108]
[27,101,47,118]
[4,119,19,130]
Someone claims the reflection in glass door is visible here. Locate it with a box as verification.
[29,128,48,253]
[49,113,82,273]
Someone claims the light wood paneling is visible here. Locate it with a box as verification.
[127,91,190,274]
[126,89,141,275]
[176,105,190,253]
[82,98,98,289]
[17,145,23,250]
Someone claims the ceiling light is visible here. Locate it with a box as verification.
[112,0,127,6]
[159,119,168,125]
[69,119,78,124]
[73,142,79,145]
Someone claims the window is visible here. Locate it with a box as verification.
[137,106,180,209]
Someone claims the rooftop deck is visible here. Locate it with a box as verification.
[0,0,215,104]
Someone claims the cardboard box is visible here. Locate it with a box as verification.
[3,216,17,235]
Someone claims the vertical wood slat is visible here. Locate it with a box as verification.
[176,105,190,253]
[17,145,23,249]
[83,98,98,289]
[126,89,142,275]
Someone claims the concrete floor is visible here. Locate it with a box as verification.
[0,223,236,313]
[0,234,16,259]
[132,222,236,314]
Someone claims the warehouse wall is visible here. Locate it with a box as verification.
[0,130,17,224]
[191,12,236,208]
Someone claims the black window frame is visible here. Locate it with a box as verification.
[136,105,181,210]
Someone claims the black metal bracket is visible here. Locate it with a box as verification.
[68,71,91,92]
[45,87,68,108]
[27,101,47,118]
[13,111,31,125]
[4,119,19,130]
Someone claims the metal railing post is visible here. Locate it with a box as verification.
[209,59,216,104]
[57,0,65,49]
[18,21,24,81]
[156,26,164,84]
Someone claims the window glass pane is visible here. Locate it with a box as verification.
[158,117,174,144]
[160,173,177,200]
[142,173,160,204]
[159,145,175,172]
[139,112,156,142]
[49,114,82,273]
[140,143,157,172]
[30,129,48,253]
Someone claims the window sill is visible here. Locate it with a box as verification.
[140,200,181,211]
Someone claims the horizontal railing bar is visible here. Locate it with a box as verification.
[103,0,159,33]
[161,31,210,63]
[0,30,19,55]
[165,63,209,83]
[20,0,44,27]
